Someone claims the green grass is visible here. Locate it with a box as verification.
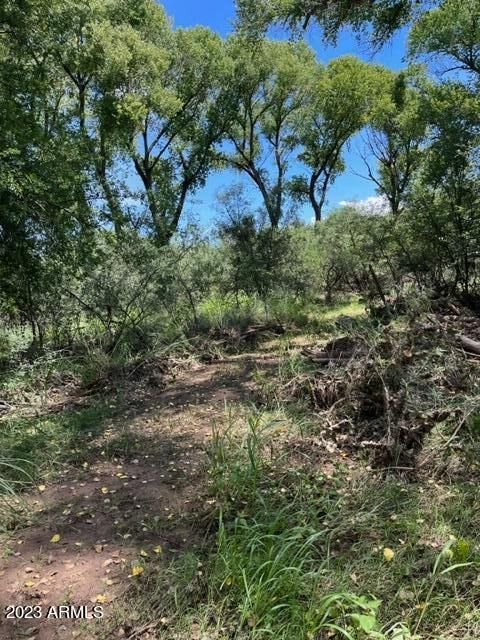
[194,293,368,336]
[197,293,262,332]
[318,298,366,321]
[104,404,480,640]
[2,302,479,639]
[0,399,125,533]
[0,401,118,488]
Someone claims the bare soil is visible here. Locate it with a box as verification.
[0,353,280,640]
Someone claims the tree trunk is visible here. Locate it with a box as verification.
[309,174,322,222]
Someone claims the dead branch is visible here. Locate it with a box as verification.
[457,334,480,355]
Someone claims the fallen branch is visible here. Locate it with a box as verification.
[303,355,352,366]
[240,323,285,341]
[457,334,480,355]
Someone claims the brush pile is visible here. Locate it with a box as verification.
[294,304,480,468]
[198,323,285,361]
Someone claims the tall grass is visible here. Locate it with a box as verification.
[203,409,418,639]
[0,457,32,531]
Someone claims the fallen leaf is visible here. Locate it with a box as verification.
[140,549,149,557]
[153,545,163,555]
[129,565,144,577]
[50,534,61,543]
[101,487,109,494]
[94,544,104,553]
[95,594,108,604]
[383,547,395,562]
[38,485,46,493]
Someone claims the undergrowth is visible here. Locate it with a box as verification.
[0,402,119,485]
[101,399,480,640]
[200,410,477,639]
[2,300,479,639]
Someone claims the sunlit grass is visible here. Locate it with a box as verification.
[318,297,366,321]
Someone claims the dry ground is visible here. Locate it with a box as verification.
[0,352,282,640]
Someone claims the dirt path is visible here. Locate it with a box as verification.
[0,353,279,640]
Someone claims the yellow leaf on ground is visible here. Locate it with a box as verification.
[383,547,395,562]
[38,485,46,492]
[95,594,108,604]
[24,581,35,588]
[94,544,104,553]
[130,565,144,577]
[50,534,61,543]
[140,549,149,557]
[101,487,109,494]
[153,545,163,555]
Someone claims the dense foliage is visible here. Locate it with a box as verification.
[0,0,479,344]
[2,3,480,640]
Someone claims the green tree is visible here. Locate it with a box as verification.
[361,68,428,215]
[102,25,234,244]
[2,0,233,246]
[409,0,480,78]
[292,56,379,221]
[225,38,317,227]
[0,9,95,344]
[235,0,431,46]
[217,184,296,310]
[402,82,480,299]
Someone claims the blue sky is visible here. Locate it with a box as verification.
[160,0,409,226]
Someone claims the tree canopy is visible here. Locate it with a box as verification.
[1,0,480,333]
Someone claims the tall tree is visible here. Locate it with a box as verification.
[400,81,480,298]
[2,0,233,245]
[361,69,427,216]
[409,0,480,78]
[235,0,433,46]
[225,38,317,227]
[100,25,234,244]
[1,0,169,237]
[0,25,94,341]
[292,56,378,221]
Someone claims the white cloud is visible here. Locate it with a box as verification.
[339,195,389,216]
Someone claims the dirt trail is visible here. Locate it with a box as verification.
[0,353,279,640]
